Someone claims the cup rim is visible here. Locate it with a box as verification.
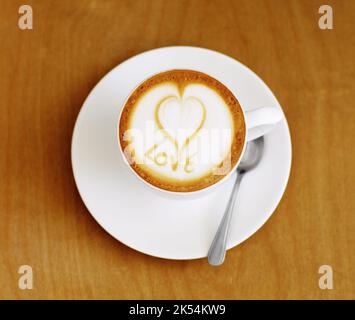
[117,68,248,195]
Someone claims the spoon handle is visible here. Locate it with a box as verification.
[208,172,244,266]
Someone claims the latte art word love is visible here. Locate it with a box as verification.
[146,94,207,172]
[119,70,246,192]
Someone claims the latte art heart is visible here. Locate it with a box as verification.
[119,70,246,192]
[156,95,206,151]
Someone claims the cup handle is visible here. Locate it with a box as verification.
[244,107,283,141]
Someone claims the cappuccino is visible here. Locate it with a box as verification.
[119,70,245,192]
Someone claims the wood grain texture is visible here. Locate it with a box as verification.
[0,0,354,299]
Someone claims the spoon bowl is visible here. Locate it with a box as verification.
[238,136,264,173]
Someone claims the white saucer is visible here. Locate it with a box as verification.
[71,47,292,260]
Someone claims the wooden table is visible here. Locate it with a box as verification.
[1,0,354,300]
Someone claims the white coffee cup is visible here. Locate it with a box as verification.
[118,71,282,198]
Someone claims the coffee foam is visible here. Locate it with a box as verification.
[119,70,245,192]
